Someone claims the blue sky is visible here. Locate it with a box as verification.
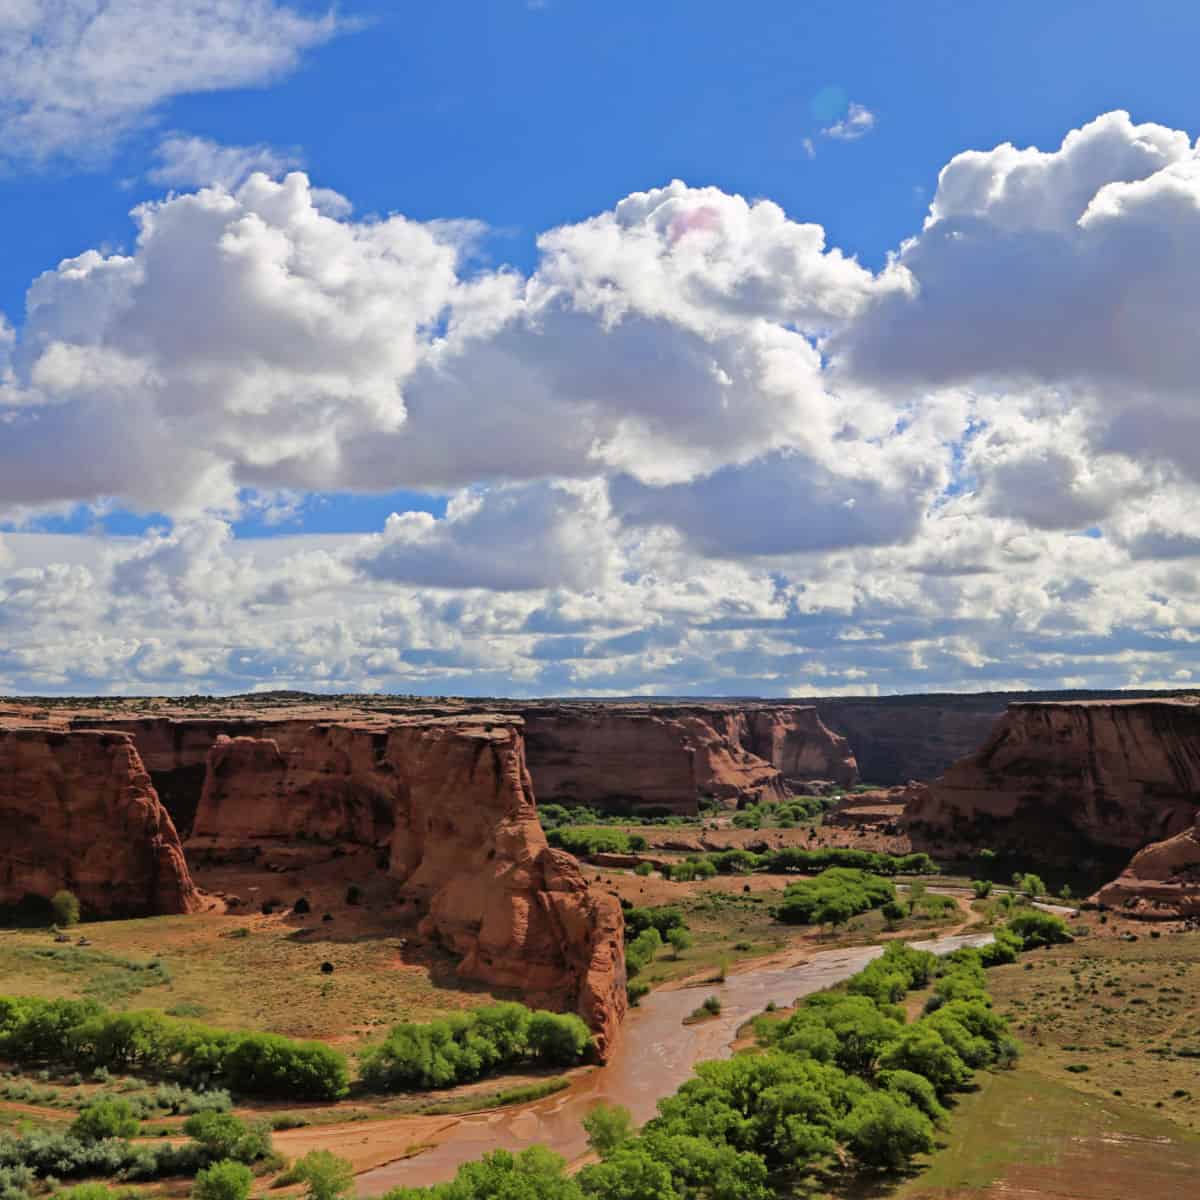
[4,1,1200,695]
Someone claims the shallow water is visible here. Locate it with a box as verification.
[356,930,992,1193]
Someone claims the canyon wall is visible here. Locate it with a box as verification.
[1092,819,1200,920]
[0,726,198,916]
[520,703,856,814]
[188,715,627,1057]
[906,700,1200,859]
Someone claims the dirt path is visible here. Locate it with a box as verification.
[0,1099,71,1121]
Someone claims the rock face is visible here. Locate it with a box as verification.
[1092,820,1200,919]
[746,707,858,788]
[0,726,198,916]
[809,697,1007,786]
[188,716,627,1057]
[906,700,1200,858]
[520,703,855,815]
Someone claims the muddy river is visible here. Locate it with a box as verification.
[357,930,992,1193]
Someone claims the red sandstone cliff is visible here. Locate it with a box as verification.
[745,707,858,788]
[519,703,854,815]
[1092,819,1200,920]
[0,726,198,916]
[905,700,1200,858]
[188,716,627,1057]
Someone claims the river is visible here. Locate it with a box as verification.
[357,930,993,1194]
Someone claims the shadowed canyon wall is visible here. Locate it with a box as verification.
[0,726,198,917]
[906,700,1200,860]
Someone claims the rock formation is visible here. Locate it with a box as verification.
[1092,819,1200,919]
[745,707,858,788]
[519,703,855,815]
[905,700,1200,858]
[187,715,627,1057]
[0,726,198,916]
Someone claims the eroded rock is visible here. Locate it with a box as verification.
[0,725,198,916]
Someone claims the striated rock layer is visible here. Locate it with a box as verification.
[905,700,1200,859]
[0,726,198,916]
[520,703,856,815]
[189,716,627,1057]
[1092,819,1200,919]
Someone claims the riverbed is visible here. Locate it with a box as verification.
[357,930,993,1193]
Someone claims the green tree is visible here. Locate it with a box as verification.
[526,1012,591,1065]
[838,1092,934,1169]
[666,928,693,959]
[905,881,927,914]
[577,1147,676,1199]
[51,890,80,928]
[192,1160,253,1200]
[582,1102,634,1157]
[70,1098,139,1143]
[970,879,993,898]
[289,1150,355,1200]
[1019,873,1046,899]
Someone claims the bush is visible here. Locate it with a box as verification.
[359,1002,590,1092]
[70,1099,139,1142]
[50,892,81,928]
[1007,911,1072,949]
[582,1103,633,1156]
[775,869,896,927]
[666,927,693,958]
[192,1160,252,1200]
[287,1151,354,1200]
[971,879,993,898]
[526,1013,591,1066]
[183,1112,272,1164]
[0,997,348,1101]
[633,862,654,877]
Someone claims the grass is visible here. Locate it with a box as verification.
[0,912,507,1044]
[412,1076,570,1116]
[984,929,1200,1131]
[880,1065,1200,1200]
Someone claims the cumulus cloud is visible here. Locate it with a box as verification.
[821,102,876,141]
[9,111,1200,694]
[148,134,303,190]
[0,0,342,163]
[356,481,618,592]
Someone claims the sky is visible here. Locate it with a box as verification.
[4,2,1200,698]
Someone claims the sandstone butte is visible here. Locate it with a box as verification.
[0,708,628,1058]
[0,725,198,917]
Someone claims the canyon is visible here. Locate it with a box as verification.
[905,699,1200,859]
[7,685,1200,1057]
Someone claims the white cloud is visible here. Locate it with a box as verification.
[149,134,303,190]
[821,102,876,141]
[8,112,1200,695]
[0,1,342,163]
[356,481,618,592]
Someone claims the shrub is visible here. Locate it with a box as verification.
[50,891,81,928]
[183,1112,272,1164]
[526,1013,591,1066]
[70,1099,139,1143]
[359,1002,590,1092]
[633,863,654,877]
[971,879,993,898]
[775,869,896,927]
[582,1102,633,1157]
[666,927,693,958]
[192,1160,252,1200]
[1007,911,1072,949]
[287,1151,354,1200]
